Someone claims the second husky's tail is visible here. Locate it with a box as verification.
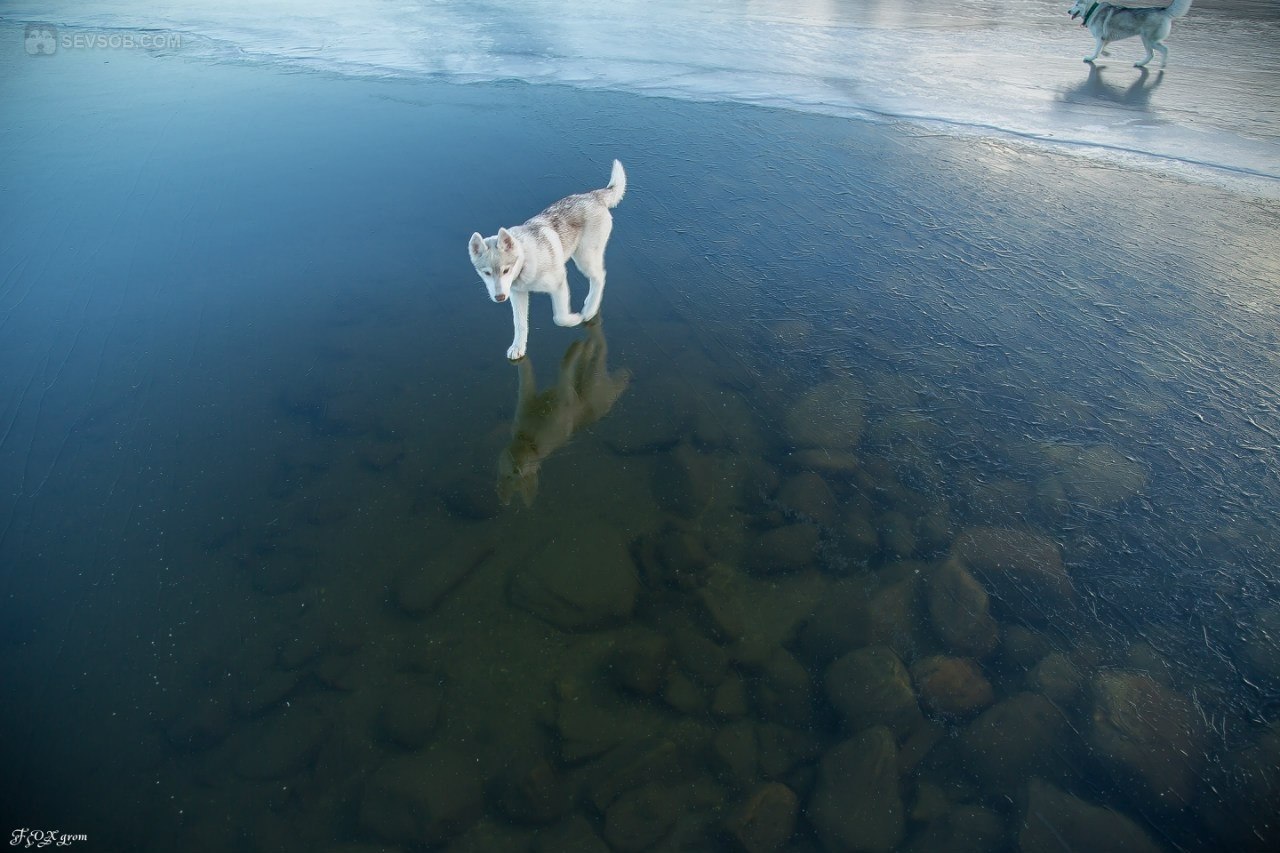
[1167,0,1193,18]
[597,160,626,208]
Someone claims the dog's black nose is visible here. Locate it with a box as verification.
[495,294,507,303]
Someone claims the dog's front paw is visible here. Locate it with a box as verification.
[507,343,526,360]
[556,313,583,328]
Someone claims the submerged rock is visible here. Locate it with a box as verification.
[724,783,798,853]
[789,447,861,475]
[911,656,994,717]
[607,630,672,696]
[603,783,677,852]
[234,707,327,780]
[359,750,484,847]
[249,548,314,595]
[776,471,839,527]
[697,562,747,641]
[1019,778,1161,853]
[808,726,904,853]
[712,673,750,718]
[663,669,707,715]
[235,670,302,718]
[712,721,760,789]
[1088,670,1206,811]
[1042,443,1148,509]
[552,677,624,763]
[926,559,1000,658]
[673,626,731,687]
[747,522,820,575]
[437,471,501,520]
[1027,651,1084,706]
[960,693,1066,790]
[394,542,493,617]
[1197,722,1280,852]
[825,646,923,737]
[639,524,712,590]
[490,758,571,825]
[877,511,917,560]
[843,510,882,564]
[757,723,822,780]
[796,580,873,664]
[377,675,444,749]
[1000,625,1054,672]
[532,815,610,853]
[584,738,685,813]
[907,805,1005,853]
[754,647,815,727]
[867,576,930,660]
[651,443,716,518]
[784,377,866,450]
[950,527,1072,622]
[508,528,639,631]
[164,699,231,752]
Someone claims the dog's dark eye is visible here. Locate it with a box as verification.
[502,267,511,275]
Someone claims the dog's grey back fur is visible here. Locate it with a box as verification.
[521,173,626,260]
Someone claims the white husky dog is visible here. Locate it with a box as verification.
[469,160,626,360]
[1068,0,1194,68]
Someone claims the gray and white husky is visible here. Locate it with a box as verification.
[469,160,626,360]
[1068,0,1193,68]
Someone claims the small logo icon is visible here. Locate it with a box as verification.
[25,24,58,56]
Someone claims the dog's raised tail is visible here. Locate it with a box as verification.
[598,159,626,208]
[1168,0,1193,18]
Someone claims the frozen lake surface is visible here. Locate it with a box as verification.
[9,0,1280,192]
[2,2,1279,851]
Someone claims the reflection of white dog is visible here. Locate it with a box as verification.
[497,323,630,506]
[468,160,625,360]
[1068,0,1193,68]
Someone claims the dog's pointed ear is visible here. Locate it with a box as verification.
[498,228,516,252]
[469,232,486,258]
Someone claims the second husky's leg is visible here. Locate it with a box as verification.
[1085,34,1104,63]
[1153,40,1168,68]
[1135,34,1156,67]
[549,276,583,328]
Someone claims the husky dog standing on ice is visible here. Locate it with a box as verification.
[1068,0,1194,68]
[468,160,626,360]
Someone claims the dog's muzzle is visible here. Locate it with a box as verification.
[494,293,508,303]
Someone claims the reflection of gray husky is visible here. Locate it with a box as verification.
[469,160,626,361]
[1068,0,1193,68]
[498,323,631,506]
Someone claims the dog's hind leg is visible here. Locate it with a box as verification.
[1135,35,1156,67]
[575,256,607,323]
[1153,40,1168,68]
[573,218,612,322]
[549,276,583,328]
